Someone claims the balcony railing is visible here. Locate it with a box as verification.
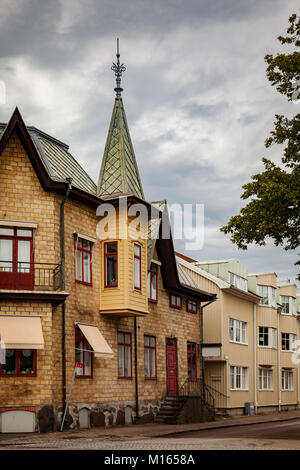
[0,261,62,291]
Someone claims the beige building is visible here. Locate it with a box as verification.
[176,255,300,415]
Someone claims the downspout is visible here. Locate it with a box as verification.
[134,317,139,420]
[277,308,281,411]
[254,304,257,414]
[297,318,300,408]
[200,298,217,394]
[60,177,72,429]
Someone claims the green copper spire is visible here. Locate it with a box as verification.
[97,41,144,199]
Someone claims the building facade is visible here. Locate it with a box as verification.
[176,256,300,415]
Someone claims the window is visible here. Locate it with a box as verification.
[0,227,33,289]
[187,342,197,380]
[170,294,182,309]
[281,333,296,352]
[229,318,248,344]
[230,366,248,390]
[282,370,293,391]
[118,332,132,378]
[280,296,296,315]
[134,244,141,290]
[0,349,36,376]
[258,327,277,348]
[75,329,92,378]
[148,263,158,302]
[229,272,247,291]
[144,335,156,379]
[75,238,92,285]
[258,285,277,307]
[104,242,118,287]
[259,368,273,390]
[187,299,197,314]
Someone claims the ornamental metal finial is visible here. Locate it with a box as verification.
[111,38,126,98]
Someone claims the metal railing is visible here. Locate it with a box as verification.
[178,378,216,412]
[0,261,62,291]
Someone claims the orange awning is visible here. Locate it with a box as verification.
[0,315,44,349]
[77,323,114,358]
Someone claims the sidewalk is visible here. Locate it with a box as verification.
[1,409,300,444]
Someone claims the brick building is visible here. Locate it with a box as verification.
[0,55,216,432]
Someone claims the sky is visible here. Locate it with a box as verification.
[0,0,299,286]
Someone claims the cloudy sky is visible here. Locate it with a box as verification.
[0,0,299,285]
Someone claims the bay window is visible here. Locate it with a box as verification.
[282,369,293,390]
[280,296,296,315]
[229,318,248,344]
[258,327,277,348]
[281,333,296,352]
[258,285,277,307]
[259,367,273,390]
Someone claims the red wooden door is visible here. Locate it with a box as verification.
[166,338,178,395]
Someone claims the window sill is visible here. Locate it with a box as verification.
[75,375,93,379]
[148,298,158,304]
[229,340,248,346]
[258,389,274,392]
[145,377,157,381]
[0,373,37,378]
[281,389,294,392]
[75,280,93,287]
[258,346,277,350]
[118,376,133,380]
[230,388,249,392]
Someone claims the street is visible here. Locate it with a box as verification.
[1,419,300,450]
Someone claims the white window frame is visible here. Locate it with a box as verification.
[281,333,296,352]
[258,367,274,391]
[229,318,248,345]
[258,327,277,349]
[258,285,277,308]
[282,369,294,391]
[230,365,248,391]
[280,296,296,316]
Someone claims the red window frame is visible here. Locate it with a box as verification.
[187,299,197,314]
[75,237,93,286]
[187,341,197,381]
[0,227,34,290]
[75,328,93,379]
[170,294,182,310]
[148,263,158,303]
[144,335,157,380]
[104,241,118,288]
[134,244,142,290]
[117,331,132,379]
[0,349,37,377]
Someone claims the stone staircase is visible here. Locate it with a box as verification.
[154,395,187,424]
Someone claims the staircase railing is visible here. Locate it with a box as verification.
[177,378,215,412]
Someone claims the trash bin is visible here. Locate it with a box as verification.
[244,402,255,416]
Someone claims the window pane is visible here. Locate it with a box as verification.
[84,344,92,376]
[106,242,117,254]
[145,349,149,377]
[20,349,34,374]
[150,336,155,347]
[106,255,117,286]
[17,229,32,237]
[150,349,156,377]
[118,345,124,376]
[83,252,91,283]
[2,349,16,374]
[17,240,31,273]
[151,271,157,300]
[134,257,141,288]
[125,346,131,376]
[144,335,149,346]
[134,244,140,257]
[75,341,84,376]
[125,333,131,345]
[76,249,82,281]
[0,228,14,235]
[0,238,13,271]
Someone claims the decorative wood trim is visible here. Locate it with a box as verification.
[0,220,38,229]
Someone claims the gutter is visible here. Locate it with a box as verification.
[60,177,72,430]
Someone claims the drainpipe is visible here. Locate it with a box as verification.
[134,317,139,420]
[200,298,217,395]
[254,304,257,414]
[278,309,281,411]
[60,177,72,429]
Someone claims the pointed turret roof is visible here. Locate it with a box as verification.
[97,98,144,199]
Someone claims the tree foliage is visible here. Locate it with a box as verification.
[220,14,300,277]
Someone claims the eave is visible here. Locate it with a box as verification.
[0,290,69,305]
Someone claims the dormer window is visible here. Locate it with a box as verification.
[104,242,118,287]
[280,296,296,315]
[258,285,277,307]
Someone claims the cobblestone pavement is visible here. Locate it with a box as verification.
[1,437,300,450]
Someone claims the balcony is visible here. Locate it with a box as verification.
[0,261,62,291]
[0,261,67,304]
